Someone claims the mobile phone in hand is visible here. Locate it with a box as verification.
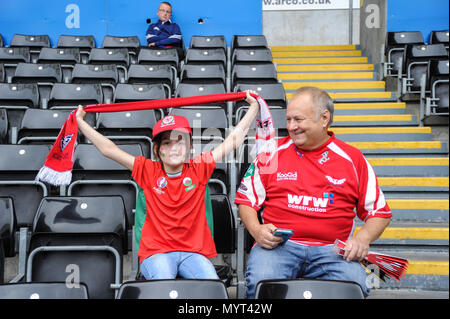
[273,228,294,243]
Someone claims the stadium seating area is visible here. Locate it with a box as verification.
[382,30,449,123]
[0,31,448,299]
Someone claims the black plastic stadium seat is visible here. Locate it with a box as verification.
[12,62,62,84]
[17,108,95,145]
[384,31,424,77]
[10,34,51,63]
[71,63,119,85]
[102,35,140,57]
[175,82,226,97]
[57,35,96,63]
[421,59,449,121]
[117,279,229,299]
[37,47,81,65]
[137,48,180,73]
[48,83,103,109]
[189,35,226,53]
[127,64,175,96]
[0,197,16,283]
[211,194,235,285]
[96,93,158,158]
[232,63,278,89]
[0,109,7,144]
[27,196,127,299]
[184,48,227,67]
[0,144,50,229]
[0,83,40,142]
[430,30,449,50]
[255,278,364,299]
[231,48,273,66]
[68,144,143,251]
[57,35,96,51]
[0,47,31,83]
[233,82,287,115]
[0,282,89,299]
[180,64,226,85]
[403,43,448,93]
[232,35,268,53]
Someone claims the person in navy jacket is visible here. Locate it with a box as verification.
[146,2,182,48]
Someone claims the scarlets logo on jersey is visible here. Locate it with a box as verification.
[287,193,333,213]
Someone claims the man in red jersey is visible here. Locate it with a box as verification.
[235,86,392,298]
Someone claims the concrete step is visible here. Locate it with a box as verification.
[356,224,449,246]
[270,44,358,51]
[274,56,368,64]
[367,157,449,177]
[277,63,374,72]
[286,91,396,102]
[278,71,375,81]
[330,126,433,142]
[282,81,386,91]
[386,198,449,222]
[378,177,449,193]
[272,50,362,58]
[331,114,418,126]
[347,141,448,155]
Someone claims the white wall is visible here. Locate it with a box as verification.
[262,9,360,46]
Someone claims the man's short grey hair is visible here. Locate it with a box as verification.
[291,86,334,125]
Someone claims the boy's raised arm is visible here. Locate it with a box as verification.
[76,105,135,171]
[211,91,259,163]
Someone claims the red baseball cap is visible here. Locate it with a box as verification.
[152,114,192,139]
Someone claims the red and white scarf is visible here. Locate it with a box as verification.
[35,92,275,186]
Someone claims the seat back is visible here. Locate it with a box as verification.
[117,279,229,299]
[429,59,449,109]
[405,43,448,90]
[232,63,278,88]
[57,35,96,51]
[70,144,143,248]
[232,35,268,52]
[37,47,81,65]
[102,35,140,54]
[232,48,273,66]
[0,83,39,108]
[18,108,95,144]
[255,278,364,299]
[0,109,7,144]
[48,83,103,109]
[71,63,119,85]
[180,64,226,85]
[12,62,62,84]
[0,144,50,228]
[185,48,227,67]
[0,47,31,82]
[0,197,15,261]
[430,30,449,46]
[211,194,235,253]
[28,195,126,299]
[88,48,130,67]
[137,48,179,70]
[0,282,89,299]
[189,35,226,52]
[385,31,424,75]
[11,34,51,50]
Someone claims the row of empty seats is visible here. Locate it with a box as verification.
[382,30,449,123]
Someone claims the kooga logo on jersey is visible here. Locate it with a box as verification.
[287,194,329,212]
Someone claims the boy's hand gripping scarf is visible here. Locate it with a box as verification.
[35,92,276,186]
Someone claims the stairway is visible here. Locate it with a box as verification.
[272,44,449,296]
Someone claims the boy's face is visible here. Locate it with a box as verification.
[158,130,190,169]
[157,3,172,22]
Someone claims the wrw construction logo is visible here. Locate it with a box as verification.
[287,193,333,213]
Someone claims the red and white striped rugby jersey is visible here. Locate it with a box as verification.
[235,132,392,246]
